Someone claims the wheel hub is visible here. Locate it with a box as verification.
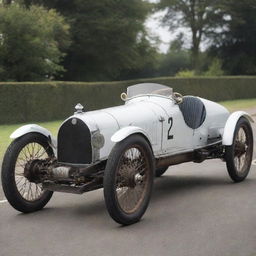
[119,166,144,188]
[126,169,137,188]
[235,141,247,157]
[24,159,42,183]
[134,173,143,185]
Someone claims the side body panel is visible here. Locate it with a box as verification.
[145,96,230,155]
[139,97,194,156]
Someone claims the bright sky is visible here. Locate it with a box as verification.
[145,11,172,53]
[145,0,191,53]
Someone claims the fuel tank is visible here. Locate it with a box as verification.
[193,98,230,147]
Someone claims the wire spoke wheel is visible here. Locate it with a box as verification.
[104,135,154,225]
[1,133,54,213]
[225,117,253,182]
[234,127,250,173]
[15,142,50,201]
[115,146,149,214]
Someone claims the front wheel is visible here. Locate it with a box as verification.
[1,132,54,213]
[104,135,154,225]
[225,117,253,182]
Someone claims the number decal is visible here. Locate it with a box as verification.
[167,117,174,140]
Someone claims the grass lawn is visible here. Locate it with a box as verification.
[220,98,256,112]
[0,120,61,160]
[0,98,255,160]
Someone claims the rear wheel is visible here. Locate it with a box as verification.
[104,135,154,225]
[225,117,253,182]
[1,133,54,213]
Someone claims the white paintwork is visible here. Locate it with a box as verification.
[193,98,230,148]
[10,124,57,152]
[111,126,151,143]
[9,83,252,166]
[69,111,120,160]
[67,91,231,162]
[222,111,254,146]
[69,97,167,160]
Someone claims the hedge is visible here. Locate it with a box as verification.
[0,76,256,124]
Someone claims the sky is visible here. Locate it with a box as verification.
[145,0,191,53]
[145,10,172,53]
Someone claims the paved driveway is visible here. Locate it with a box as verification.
[0,116,256,256]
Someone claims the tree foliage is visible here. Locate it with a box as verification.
[157,33,191,76]
[2,0,256,81]
[0,4,70,81]
[19,0,157,81]
[204,58,224,76]
[157,0,223,69]
[210,0,256,75]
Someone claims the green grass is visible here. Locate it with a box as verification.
[0,120,61,160]
[220,98,256,112]
[0,98,255,160]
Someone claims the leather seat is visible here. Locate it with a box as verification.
[178,96,206,129]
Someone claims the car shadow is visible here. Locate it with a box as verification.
[153,174,229,197]
[14,172,254,224]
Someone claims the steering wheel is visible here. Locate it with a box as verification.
[173,92,183,104]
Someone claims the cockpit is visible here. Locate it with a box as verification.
[125,83,206,129]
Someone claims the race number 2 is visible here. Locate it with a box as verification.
[167,117,174,140]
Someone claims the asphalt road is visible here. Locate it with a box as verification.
[0,123,256,256]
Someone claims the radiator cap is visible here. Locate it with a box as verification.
[75,103,84,114]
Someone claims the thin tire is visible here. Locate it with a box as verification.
[225,117,253,182]
[1,133,54,213]
[104,135,154,225]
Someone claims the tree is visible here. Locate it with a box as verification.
[157,33,192,76]
[19,0,157,81]
[2,0,12,5]
[210,0,256,75]
[157,0,223,69]
[120,34,159,80]
[0,4,70,81]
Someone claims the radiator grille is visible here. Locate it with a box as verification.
[57,118,92,165]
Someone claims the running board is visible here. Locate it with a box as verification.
[43,179,103,194]
[156,152,195,168]
[156,144,224,168]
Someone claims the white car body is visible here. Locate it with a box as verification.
[11,83,253,167]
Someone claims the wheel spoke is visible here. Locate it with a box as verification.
[115,146,149,214]
[233,126,252,174]
[14,142,51,201]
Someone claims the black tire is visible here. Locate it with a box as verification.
[1,132,54,213]
[104,134,154,225]
[155,167,168,177]
[225,117,254,182]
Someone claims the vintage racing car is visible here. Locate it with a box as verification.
[1,83,254,225]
